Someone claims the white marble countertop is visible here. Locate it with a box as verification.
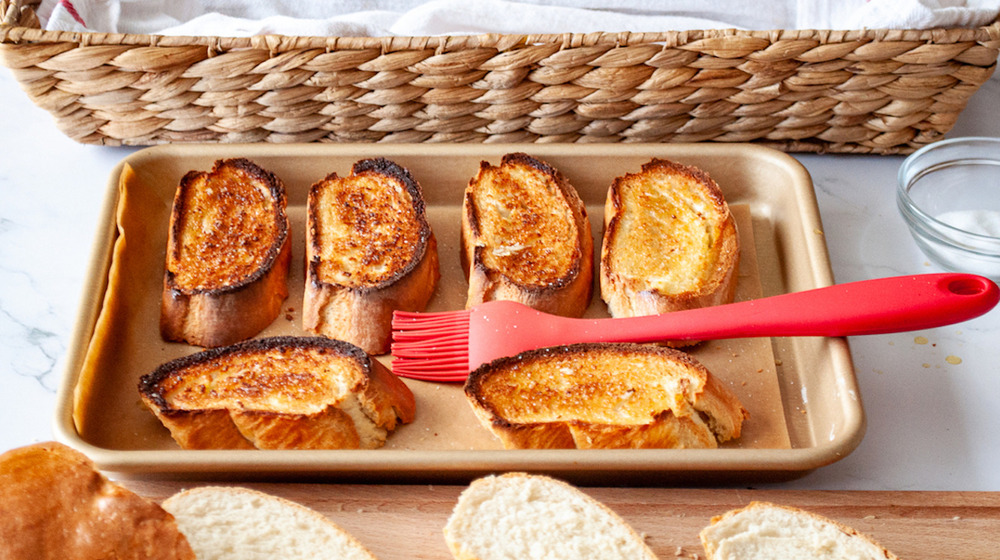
[2,66,998,491]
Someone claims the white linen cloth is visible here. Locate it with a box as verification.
[36,0,1000,37]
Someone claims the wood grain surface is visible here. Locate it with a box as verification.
[122,480,1000,559]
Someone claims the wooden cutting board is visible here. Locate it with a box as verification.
[123,481,999,559]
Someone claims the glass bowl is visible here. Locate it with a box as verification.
[897,137,1000,280]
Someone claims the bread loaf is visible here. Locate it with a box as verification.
[163,486,379,560]
[161,158,291,348]
[700,501,900,560]
[303,157,439,355]
[461,153,593,317]
[601,158,738,343]
[464,342,747,449]
[444,473,657,560]
[0,442,194,560]
[139,336,415,450]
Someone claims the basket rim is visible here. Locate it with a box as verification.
[2,0,999,52]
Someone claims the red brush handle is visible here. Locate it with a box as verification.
[579,273,999,343]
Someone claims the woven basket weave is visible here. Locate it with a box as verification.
[2,0,999,153]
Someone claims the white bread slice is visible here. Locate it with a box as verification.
[0,442,195,560]
[138,336,415,450]
[163,486,379,560]
[700,501,900,560]
[444,473,657,560]
[161,158,291,348]
[464,342,747,449]
[461,152,593,317]
[601,158,738,342]
[303,157,440,355]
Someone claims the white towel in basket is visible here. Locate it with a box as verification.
[37,0,1000,36]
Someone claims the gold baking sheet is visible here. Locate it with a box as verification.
[55,143,864,484]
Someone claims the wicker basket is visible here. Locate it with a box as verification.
[2,0,999,153]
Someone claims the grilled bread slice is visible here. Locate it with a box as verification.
[161,158,291,348]
[444,473,657,560]
[138,336,415,450]
[464,342,747,449]
[601,158,738,337]
[303,158,439,355]
[461,153,593,317]
[0,442,195,560]
[700,501,900,560]
[163,487,380,560]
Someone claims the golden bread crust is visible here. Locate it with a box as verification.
[461,153,593,317]
[0,442,195,560]
[601,158,739,339]
[303,158,439,354]
[138,336,415,450]
[464,342,747,449]
[161,158,291,347]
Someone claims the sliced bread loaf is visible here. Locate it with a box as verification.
[161,158,291,348]
[464,342,747,449]
[444,473,657,560]
[461,152,593,317]
[163,486,379,560]
[303,157,440,355]
[138,336,415,450]
[700,501,900,560]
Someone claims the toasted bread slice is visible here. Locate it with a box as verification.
[163,486,380,560]
[601,158,738,337]
[464,342,747,449]
[461,153,593,317]
[444,473,657,560]
[303,158,439,355]
[138,336,415,450]
[161,158,291,348]
[700,501,900,560]
[0,442,195,560]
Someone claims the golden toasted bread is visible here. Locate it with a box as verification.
[461,153,593,317]
[0,442,195,560]
[700,501,900,560]
[303,158,439,355]
[464,342,747,449]
[161,158,291,348]
[601,158,738,341]
[138,336,416,450]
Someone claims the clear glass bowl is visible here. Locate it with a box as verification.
[897,137,1000,280]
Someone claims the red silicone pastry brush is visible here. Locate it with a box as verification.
[390,273,999,382]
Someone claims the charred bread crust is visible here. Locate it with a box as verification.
[461,153,593,317]
[601,158,739,339]
[464,342,747,450]
[161,158,291,348]
[303,157,440,354]
[138,336,415,450]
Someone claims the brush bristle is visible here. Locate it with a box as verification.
[390,309,471,381]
